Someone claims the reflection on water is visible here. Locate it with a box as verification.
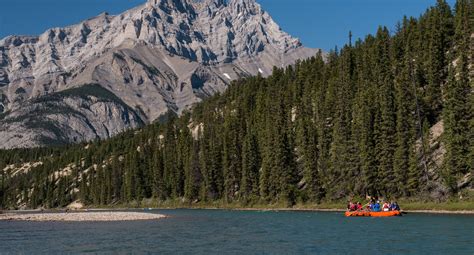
[1,210,473,254]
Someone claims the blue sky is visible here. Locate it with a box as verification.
[0,0,456,51]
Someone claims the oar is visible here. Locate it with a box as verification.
[360,202,371,211]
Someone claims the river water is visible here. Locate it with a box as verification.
[0,209,473,254]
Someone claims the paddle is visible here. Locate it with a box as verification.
[363,202,370,207]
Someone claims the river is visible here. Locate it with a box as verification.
[0,209,473,254]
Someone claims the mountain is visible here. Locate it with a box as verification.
[0,0,472,210]
[0,0,319,149]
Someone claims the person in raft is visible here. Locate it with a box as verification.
[390,201,400,211]
[347,202,357,211]
[367,201,374,211]
[347,199,400,212]
[372,201,382,212]
[347,201,365,211]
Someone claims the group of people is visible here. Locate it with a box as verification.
[347,197,400,212]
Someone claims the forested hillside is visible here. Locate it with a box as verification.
[0,0,472,209]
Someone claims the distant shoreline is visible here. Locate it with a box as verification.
[4,207,473,215]
[200,207,474,215]
[401,210,474,215]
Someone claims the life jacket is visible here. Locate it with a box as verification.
[350,204,356,211]
[373,203,381,212]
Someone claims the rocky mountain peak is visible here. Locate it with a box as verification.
[0,0,320,149]
[147,0,194,14]
[228,0,259,14]
[192,0,226,11]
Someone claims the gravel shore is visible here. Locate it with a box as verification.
[0,212,166,222]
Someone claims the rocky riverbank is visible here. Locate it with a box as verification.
[0,211,166,222]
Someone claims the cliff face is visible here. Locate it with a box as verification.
[0,0,319,148]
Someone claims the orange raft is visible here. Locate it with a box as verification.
[345,210,402,217]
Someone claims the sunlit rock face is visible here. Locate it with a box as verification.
[0,0,320,148]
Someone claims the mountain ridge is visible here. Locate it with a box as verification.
[0,0,319,149]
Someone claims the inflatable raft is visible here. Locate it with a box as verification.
[345,210,402,217]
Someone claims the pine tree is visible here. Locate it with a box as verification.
[240,127,260,202]
[421,1,453,124]
[222,110,242,202]
[185,141,202,201]
[259,83,279,201]
[352,37,378,197]
[152,147,165,200]
[373,27,397,196]
[199,123,223,201]
[162,120,178,198]
[393,35,420,196]
[273,99,298,205]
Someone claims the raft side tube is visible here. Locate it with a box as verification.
[345,211,402,217]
